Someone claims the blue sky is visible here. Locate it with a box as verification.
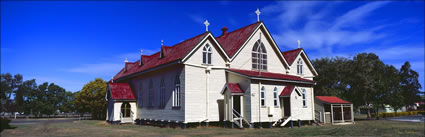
[1,1,424,92]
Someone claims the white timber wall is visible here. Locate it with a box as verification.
[131,66,185,122]
[288,53,314,80]
[113,102,122,121]
[230,28,286,74]
[249,81,286,123]
[184,38,227,123]
[290,87,314,121]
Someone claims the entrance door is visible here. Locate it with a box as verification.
[121,102,131,117]
[281,97,291,117]
[233,96,241,115]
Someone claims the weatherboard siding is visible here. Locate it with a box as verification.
[288,54,314,80]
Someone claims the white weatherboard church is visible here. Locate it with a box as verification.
[106,9,320,128]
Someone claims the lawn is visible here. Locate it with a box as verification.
[1,119,424,137]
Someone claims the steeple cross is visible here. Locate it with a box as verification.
[255,8,261,22]
[204,20,210,32]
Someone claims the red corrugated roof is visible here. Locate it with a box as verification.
[227,83,243,93]
[282,48,302,65]
[227,68,314,83]
[280,85,295,96]
[109,82,136,100]
[316,96,351,104]
[113,32,209,80]
[216,22,261,58]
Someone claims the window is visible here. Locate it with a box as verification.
[138,83,143,107]
[148,80,153,107]
[297,59,303,75]
[273,87,278,107]
[203,44,212,64]
[160,78,165,107]
[121,102,131,117]
[302,88,307,107]
[172,75,181,107]
[260,86,265,107]
[252,40,267,70]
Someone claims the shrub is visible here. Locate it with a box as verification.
[0,118,11,132]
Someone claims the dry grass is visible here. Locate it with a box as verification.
[1,120,424,137]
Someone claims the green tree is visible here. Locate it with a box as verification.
[75,78,107,119]
[60,91,76,113]
[312,57,350,98]
[346,53,386,118]
[0,73,23,113]
[382,65,403,114]
[399,61,422,108]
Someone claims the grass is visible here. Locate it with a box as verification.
[1,119,424,137]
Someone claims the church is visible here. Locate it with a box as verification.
[105,9,321,128]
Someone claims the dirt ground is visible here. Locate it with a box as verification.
[1,119,424,137]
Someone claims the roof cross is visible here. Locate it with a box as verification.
[124,58,128,63]
[161,40,164,46]
[140,49,143,55]
[297,40,301,48]
[255,8,261,22]
[204,20,210,32]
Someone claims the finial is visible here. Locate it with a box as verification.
[297,40,301,48]
[125,58,128,63]
[161,40,164,46]
[255,8,261,22]
[140,49,143,55]
[204,20,210,32]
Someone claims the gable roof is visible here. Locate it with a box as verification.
[226,68,314,84]
[226,83,243,93]
[113,32,209,81]
[108,82,136,100]
[282,48,302,65]
[316,96,351,104]
[280,85,295,96]
[216,22,261,58]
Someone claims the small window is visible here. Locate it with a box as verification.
[252,40,267,70]
[297,59,303,75]
[172,75,181,107]
[261,86,265,107]
[148,80,153,107]
[203,44,212,65]
[121,102,131,117]
[302,88,307,107]
[160,78,165,107]
[273,87,278,107]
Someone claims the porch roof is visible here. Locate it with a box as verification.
[280,85,295,97]
[226,83,244,93]
[108,82,136,100]
[316,96,351,104]
[226,68,314,84]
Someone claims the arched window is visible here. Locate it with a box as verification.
[160,78,165,107]
[148,80,153,107]
[302,88,307,107]
[172,75,181,107]
[121,102,131,117]
[260,86,266,106]
[203,44,212,64]
[273,87,278,107]
[252,40,267,70]
[138,82,143,107]
[297,58,303,75]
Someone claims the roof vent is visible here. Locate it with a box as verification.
[221,27,228,36]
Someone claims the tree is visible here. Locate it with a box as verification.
[0,73,23,113]
[346,53,387,118]
[399,61,422,109]
[74,78,107,119]
[60,91,76,113]
[313,57,350,98]
[383,65,403,114]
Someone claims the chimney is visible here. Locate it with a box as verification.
[221,27,228,36]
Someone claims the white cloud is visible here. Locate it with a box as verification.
[367,45,424,61]
[187,14,205,24]
[66,63,123,75]
[263,1,391,53]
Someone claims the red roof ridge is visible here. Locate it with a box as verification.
[216,22,261,39]
[282,48,303,54]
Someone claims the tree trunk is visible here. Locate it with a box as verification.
[375,108,379,120]
[366,103,371,118]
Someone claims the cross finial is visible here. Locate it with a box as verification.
[255,8,261,22]
[161,40,164,46]
[204,20,210,32]
[140,49,143,55]
[125,58,128,63]
[297,40,301,48]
